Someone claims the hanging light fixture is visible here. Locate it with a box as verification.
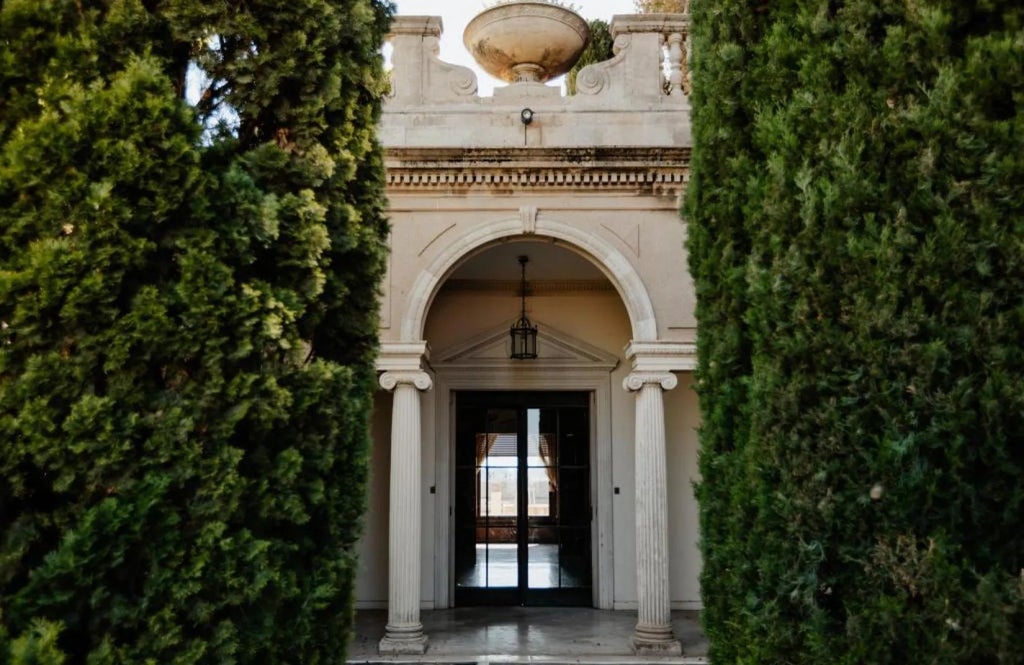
[510,255,538,359]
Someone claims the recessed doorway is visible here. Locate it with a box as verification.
[454,391,592,606]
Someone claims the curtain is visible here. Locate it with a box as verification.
[475,433,498,467]
[475,433,498,518]
[537,434,558,491]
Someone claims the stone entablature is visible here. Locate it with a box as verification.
[385,147,690,200]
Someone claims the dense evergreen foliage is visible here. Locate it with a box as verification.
[687,0,1024,663]
[0,1,391,661]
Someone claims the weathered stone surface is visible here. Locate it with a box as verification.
[463,2,589,83]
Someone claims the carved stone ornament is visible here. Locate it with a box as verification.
[623,371,678,392]
[575,34,631,96]
[519,205,538,234]
[463,1,590,83]
[379,370,433,392]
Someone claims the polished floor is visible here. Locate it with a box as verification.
[457,544,585,589]
[348,607,709,663]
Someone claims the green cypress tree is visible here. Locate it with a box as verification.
[0,1,391,661]
[687,0,1024,663]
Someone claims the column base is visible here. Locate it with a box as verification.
[379,625,429,655]
[631,624,682,656]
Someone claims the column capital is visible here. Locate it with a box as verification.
[379,370,433,392]
[623,371,677,392]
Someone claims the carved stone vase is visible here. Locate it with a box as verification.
[463,1,590,84]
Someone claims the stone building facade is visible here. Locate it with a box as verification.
[355,6,697,655]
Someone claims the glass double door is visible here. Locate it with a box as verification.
[454,391,591,606]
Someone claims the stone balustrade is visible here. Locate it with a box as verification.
[384,13,690,108]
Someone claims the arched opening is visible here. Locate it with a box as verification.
[424,239,631,608]
[400,216,658,343]
[425,239,630,356]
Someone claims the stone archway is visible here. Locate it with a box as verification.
[399,215,658,343]
[379,217,688,654]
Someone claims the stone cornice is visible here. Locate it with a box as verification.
[387,15,442,38]
[386,146,690,167]
[611,13,689,37]
[385,146,691,197]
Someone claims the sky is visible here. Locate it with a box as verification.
[392,0,638,95]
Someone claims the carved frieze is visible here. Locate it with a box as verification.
[385,147,690,198]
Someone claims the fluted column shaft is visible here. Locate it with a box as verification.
[378,370,431,655]
[624,371,682,655]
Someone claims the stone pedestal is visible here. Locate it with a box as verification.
[378,370,432,655]
[624,371,682,656]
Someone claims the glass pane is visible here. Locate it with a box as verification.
[526,467,553,516]
[558,467,589,524]
[483,541,517,587]
[526,542,559,589]
[526,408,540,456]
[558,407,588,467]
[454,467,476,522]
[455,395,593,602]
[480,466,517,517]
[480,432,518,468]
[486,408,517,439]
[455,528,480,587]
[558,527,590,588]
[456,407,485,468]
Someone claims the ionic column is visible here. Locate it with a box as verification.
[624,371,682,656]
[378,370,432,655]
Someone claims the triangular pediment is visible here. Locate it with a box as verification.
[434,322,620,371]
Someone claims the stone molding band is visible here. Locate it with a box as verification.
[379,370,433,392]
[384,168,688,196]
[623,371,677,392]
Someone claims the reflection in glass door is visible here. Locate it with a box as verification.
[454,392,591,606]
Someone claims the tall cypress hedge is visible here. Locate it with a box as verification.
[0,1,391,661]
[687,1,1024,663]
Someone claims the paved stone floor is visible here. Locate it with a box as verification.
[349,608,709,663]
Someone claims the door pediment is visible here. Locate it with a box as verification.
[434,322,620,371]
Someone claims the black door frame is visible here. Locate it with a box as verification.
[454,390,592,607]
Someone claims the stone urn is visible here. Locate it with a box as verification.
[464,1,590,84]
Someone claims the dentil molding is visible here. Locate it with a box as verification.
[385,147,690,198]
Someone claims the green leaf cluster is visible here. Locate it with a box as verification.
[686,0,1024,662]
[0,0,392,661]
